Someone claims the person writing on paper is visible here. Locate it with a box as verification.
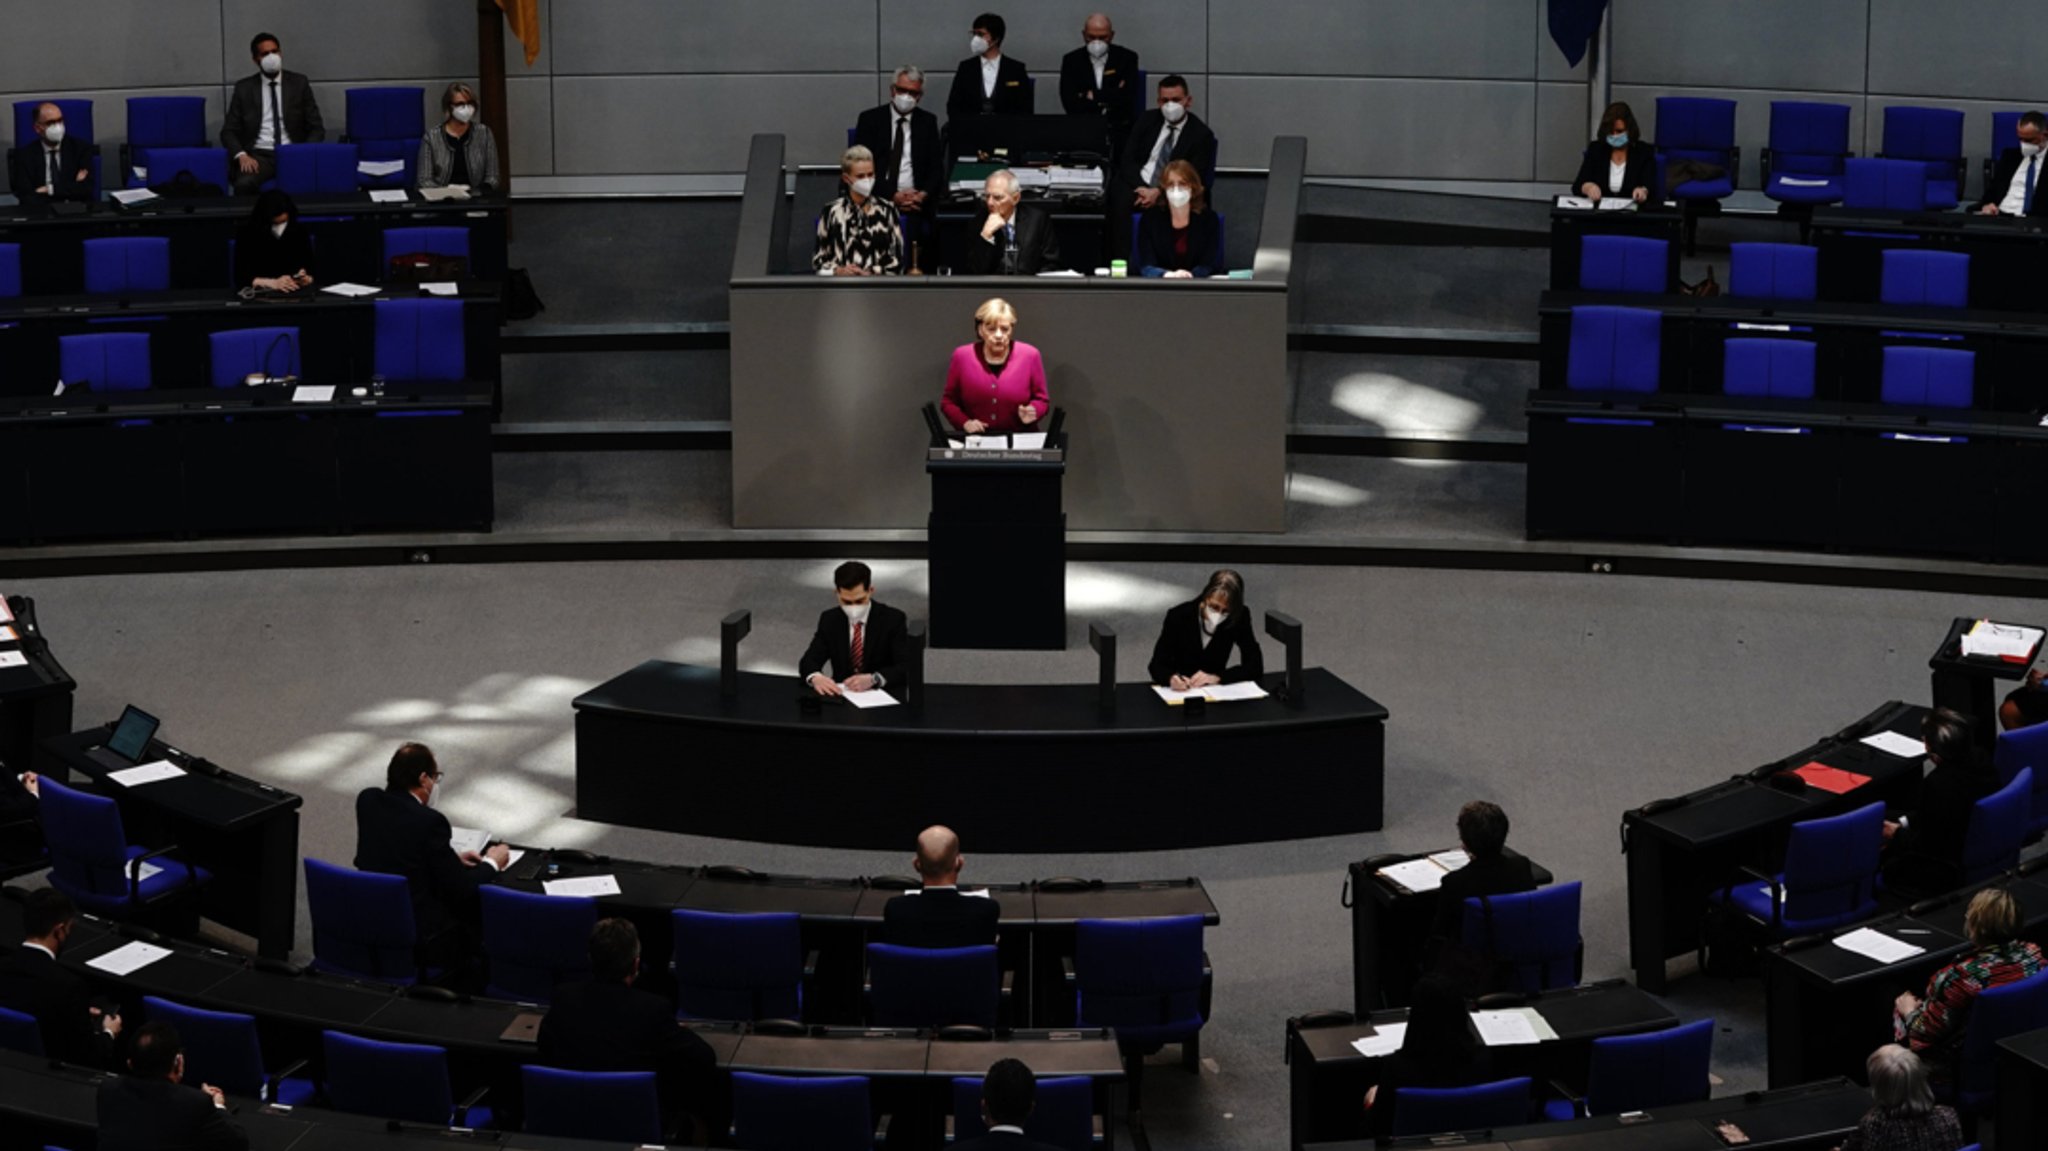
[1137,160,1221,278]
[1895,886,2046,1086]
[1148,569,1264,691]
[234,190,314,292]
[943,297,1049,436]
[7,103,92,205]
[1362,973,1493,1137]
[1880,708,1997,899]
[1834,1045,1961,1151]
[417,82,500,193]
[97,1022,249,1151]
[354,742,508,971]
[963,170,1062,275]
[1573,101,1656,204]
[882,825,1002,948]
[812,145,903,276]
[0,889,121,1069]
[1977,110,2046,217]
[800,561,910,698]
[220,32,325,195]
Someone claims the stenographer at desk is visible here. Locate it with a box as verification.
[800,560,910,698]
[963,170,1062,275]
[1148,568,1262,690]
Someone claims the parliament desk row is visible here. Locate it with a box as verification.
[1538,288,2048,409]
[1313,1079,1874,1151]
[1762,860,2048,1088]
[1621,700,1930,994]
[0,384,493,542]
[0,597,74,801]
[1549,204,1686,292]
[1997,1026,2048,1150]
[490,858,1217,1029]
[1,193,509,296]
[1811,206,2048,312]
[573,661,1389,853]
[1346,846,1556,1014]
[0,286,502,397]
[1525,391,2048,561]
[1283,980,1679,1151]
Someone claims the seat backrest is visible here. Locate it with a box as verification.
[1073,915,1206,1033]
[1994,723,2048,834]
[1882,105,1965,163]
[1565,306,1661,393]
[132,146,228,191]
[1391,1076,1532,1137]
[0,243,19,299]
[1769,101,1852,173]
[1880,248,1970,308]
[302,858,419,985]
[522,1066,663,1143]
[949,1075,1093,1151]
[1585,1019,1714,1115]
[1579,235,1668,294]
[1845,158,1933,210]
[1727,243,1818,301]
[35,778,135,897]
[1992,112,2024,158]
[1722,338,1817,400]
[142,996,265,1099]
[1655,97,1737,153]
[0,1005,46,1057]
[1880,346,1975,408]
[13,99,93,148]
[1958,968,2048,1109]
[731,1071,872,1151]
[125,97,207,149]
[374,298,467,383]
[275,143,362,196]
[58,333,152,393]
[82,237,171,295]
[1961,768,2032,884]
[672,909,804,1021]
[207,328,302,389]
[1460,881,1582,993]
[867,943,999,1028]
[381,226,471,266]
[478,886,596,1003]
[321,1030,453,1125]
[1779,802,1885,930]
[345,87,427,141]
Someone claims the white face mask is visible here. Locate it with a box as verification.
[892,92,918,115]
[842,601,871,624]
[452,105,476,124]
[1202,607,1227,633]
[1165,186,1192,209]
[850,176,876,199]
[1161,100,1187,125]
[271,222,288,239]
[1086,39,1110,60]
[41,122,64,145]
[970,34,991,56]
[2023,140,2045,159]
[260,53,283,76]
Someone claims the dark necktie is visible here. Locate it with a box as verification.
[852,621,865,673]
[45,147,56,190]
[890,117,908,188]
[269,81,284,147]
[2027,155,2039,216]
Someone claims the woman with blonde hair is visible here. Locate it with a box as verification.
[940,297,1047,436]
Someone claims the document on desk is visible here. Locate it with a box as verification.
[0,626,19,642]
[449,827,492,856]
[1556,196,1595,209]
[1034,269,1085,277]
[1202,681,1270,702]
[1962,620,2043,661]
[111,188,160,207]
[1861,730,1926,759]
[542,875,622,898]
[419,282,460,297]
[964,435,1009,450]
[320,282,381,298]
[1428,849,1472,872]
[1376,858,1451,893]
[87,941,173,977]
[1470,1007,1557,1046]
[108,760,185,788]
[0,651,26,670]
[1595,198,1635,212]
[291,385,336,404]
[368,189,409,204]
[1833,927,1924,965]
[841,688,899,709]
[1151,685,1206,704]
[1350,1022,1406,1058]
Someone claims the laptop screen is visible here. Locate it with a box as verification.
[105,706,160,763]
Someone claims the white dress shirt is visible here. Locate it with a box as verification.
[1608,159,1627,194]
[254,78,292,152]
[1141,122,1181,185]
[981,54,1002,98]
[2000,149,2043,216]
[1092,56,1107,89]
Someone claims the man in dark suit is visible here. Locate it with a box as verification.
[882,826,1002,948]
[961,170,1061,275]
[947,13,1032,126]
[0,889,120,1067]
[1059,14,1141,156]
[538,918,719,1139]
[856,67,945,271]
[96,1022,249,1151]
[1883,708,2000,897]
[7,102,93,205]
[800,560,911,698]
[1110,75,1217,261]
[220,32,326,195]
[955,1057,1064,1151]
[1978,109,2047,217]
[353,742,508,969]
[1428,800,1538,953]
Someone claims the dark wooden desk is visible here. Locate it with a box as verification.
[1927,615,2043,745]
[574,661,1389,853]
[1549,204,1684,291]
[1997,1026,2048,1150]
[1809,206,2048,311]
[1348,846,1554,1014]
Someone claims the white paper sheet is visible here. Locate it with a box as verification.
[898,887,993,898]
[963,436,1010,450]
[1595,198,1636,212]
[1011,432,1048,449]
[108,760,185,787]
[368,189,409,203]
[419,282,460,297]
[1470,1008,1546,1047]
[1034,269,1086,277]
[1202,681,1269,702]
[1833,927,1925,965]
[1777,176,1832,187]
[0,651,27,669]
[841,688,899,709]
[1428,849,1472,872]
[449,827,492,856]
[291,385,336,404]
[543,875,622,898]
[319,282,381,298]
[1349,1022,1407,1058]
[86,941,172,976]
[1376,858,1449,893]
[1861,730,1927,758]
[1556,196,1595,209]
[357,159,405,177]
[418,186,469,202]
[0,599,14,624]
[111,188,160,206]
[1962,620,2043,660]
[132,860,163,884]
[502,848,526,871]
[1151,685,1205,704]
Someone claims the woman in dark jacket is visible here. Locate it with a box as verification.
[1136,160,1221,278]
[234,189,314,292]
[1148,568,1264,688]
[1573,101,1657,204]
[1364,973,1496,1138]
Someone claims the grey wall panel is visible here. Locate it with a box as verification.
[1870,0,2048,102]
[1535,82,1589,184]
[218,0,477,85]
[0,86,224,151]
[904,69,1200,133]
[552,0,875,76]
[1209,0,1537,79]
[1616,86,1871,185]
[553,75,877,174]
[1612,0,1867,93]
[506,76,555,177]
[880,1,1208,82]
[1208,78,1536,179]
[1536,0,1591,82]
[6,1,222,95]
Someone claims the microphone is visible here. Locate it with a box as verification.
[245,331,296,387]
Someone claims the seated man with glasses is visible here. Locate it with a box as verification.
[354,742,508,974]
[855,66,944,271]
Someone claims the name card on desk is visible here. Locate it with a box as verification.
[107,760,185,788]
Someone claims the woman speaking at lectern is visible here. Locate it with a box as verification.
[941,297,1048,435]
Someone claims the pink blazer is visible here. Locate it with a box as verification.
[941,341,1049,434]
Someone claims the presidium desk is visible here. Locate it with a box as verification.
[573,660,1388,853]
[725,133,1307,533]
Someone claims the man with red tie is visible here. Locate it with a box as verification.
[800,561,911,698]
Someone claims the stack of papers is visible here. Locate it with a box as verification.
[418,185,470,202]
[449,827,493,856]
[320,283,381,298]
[1374,850,1472,894]
[1553,195,1633,212]
[1860,730,1926,758]
[961,433,1048,450]
[1009,169,1052,190]
[1046,166,1102,190]
[1151,681,1271,705]
[1832,926,1925,964]
[1962,620,2043,661]
[1470,1007,1558,1047]
[369,189,409,204]
[543,875,622,898]
[1349,1022,1406,1058]
[87,941,172,976]
[419,282,460,297]
[111,188,160,206]
[108,761,185,788]
[841,688,899,709]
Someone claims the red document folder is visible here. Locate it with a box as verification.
[1791,762,1872,795]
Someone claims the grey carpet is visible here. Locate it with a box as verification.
[501,350,733,424]
[492,451,731,535]
[1299,242,1545,332]
[1291,351,1535,438]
